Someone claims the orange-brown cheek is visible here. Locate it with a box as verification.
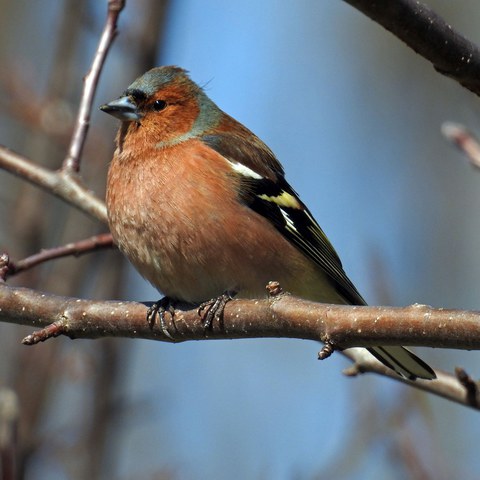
[162,101,199,140]
[144,93,200,144]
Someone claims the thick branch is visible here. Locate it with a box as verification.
[344,0,480,96]
[2,283,479,349]
[2,283,480,408]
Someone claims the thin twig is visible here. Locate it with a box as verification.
[454,367,479,406]
[442,122,480,169]
[63,0,125,173]
[4,233,114,279]
[343,351,480,410]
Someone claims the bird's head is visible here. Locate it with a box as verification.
[101,66,221,146]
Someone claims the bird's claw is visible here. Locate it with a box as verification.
[147,297,175,339]
[198,290,236,329]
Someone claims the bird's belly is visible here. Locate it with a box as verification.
[108,198,343,305]
[106,144,343,304]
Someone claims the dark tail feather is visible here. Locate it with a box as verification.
[368,346,436,380]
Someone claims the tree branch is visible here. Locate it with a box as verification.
[0,145,107,222]
[0,2,125,223]
[1,282,479,408]
[442,122,480,169]
[344,0,480,96]
[63,0,125,173]
[3,284,478,348]
[1,233,114,280]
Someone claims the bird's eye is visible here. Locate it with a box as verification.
[153,100,167,111]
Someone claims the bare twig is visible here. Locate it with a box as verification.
[344,0,480,96]
[1,282,479,408]
[0,146,107,222]
[0,3,125,222]
[455,367,479,406]
[442,122,480,169]
[63,0,125,173]
[3,233,114,280]
[344,353,480,410]
[0,254,9,283]
[0,3,125,220]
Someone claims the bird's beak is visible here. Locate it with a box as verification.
[100,96,143,121]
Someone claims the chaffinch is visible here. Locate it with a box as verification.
[101,66,435,380]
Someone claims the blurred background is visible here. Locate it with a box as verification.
[1,0,480,478]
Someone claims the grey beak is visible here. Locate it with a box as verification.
[100,96,142,121]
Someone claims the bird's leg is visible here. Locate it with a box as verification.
[198,290,237,329]
[146,297,176,339]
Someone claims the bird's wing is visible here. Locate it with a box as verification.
[201,132,366,306]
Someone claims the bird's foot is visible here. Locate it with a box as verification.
[147,297,176,339]
[198,290,236,329]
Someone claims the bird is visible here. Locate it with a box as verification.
[100,66,435,380]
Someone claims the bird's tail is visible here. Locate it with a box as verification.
[368,346,436,380]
